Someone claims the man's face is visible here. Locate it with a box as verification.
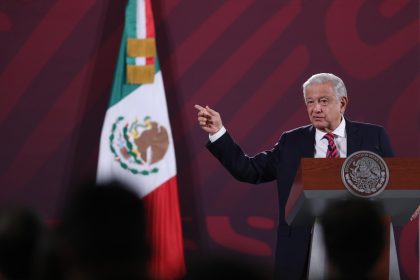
[305,82,348,132]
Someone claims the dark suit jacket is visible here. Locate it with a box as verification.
[207,119,394,279]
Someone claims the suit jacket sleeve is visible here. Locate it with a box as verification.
[206,132,282,184]
[378,127,394,157]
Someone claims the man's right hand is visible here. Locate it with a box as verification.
[194,105,223,135]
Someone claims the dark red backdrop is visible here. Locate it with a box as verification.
[0,0,418,278]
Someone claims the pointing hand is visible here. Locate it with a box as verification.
[194,105,223,135]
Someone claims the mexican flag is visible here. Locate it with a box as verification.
[96,0,185,278]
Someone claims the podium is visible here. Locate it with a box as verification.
[285,158,420,279]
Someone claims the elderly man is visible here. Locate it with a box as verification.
[195,73,394,279]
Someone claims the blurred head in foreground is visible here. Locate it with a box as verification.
[55,181,150,280]
[0,207,46,280]
[320,199,386,280]
[183,255,270,280]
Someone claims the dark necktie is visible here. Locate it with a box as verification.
[324,132,339,158]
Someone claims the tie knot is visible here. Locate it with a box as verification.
[323,132,335,143]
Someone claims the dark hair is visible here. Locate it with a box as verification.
[183,255,270,280]
[320,199,385,279]
[0,207,45,280]
[55,181,150,279]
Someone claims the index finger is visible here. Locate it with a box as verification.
[194,104,205,111]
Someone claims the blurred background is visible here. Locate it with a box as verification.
[0,0,418,278]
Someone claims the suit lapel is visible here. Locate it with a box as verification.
[346,119,362,156]
[301,119,361,157]
[301,125,316,157]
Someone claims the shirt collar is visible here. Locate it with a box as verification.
[315,117,346,142]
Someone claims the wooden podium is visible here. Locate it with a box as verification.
[285,158,420,279]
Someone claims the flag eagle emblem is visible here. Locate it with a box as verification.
[109,115,169,175]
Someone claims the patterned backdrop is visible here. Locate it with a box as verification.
[0,0,418,278]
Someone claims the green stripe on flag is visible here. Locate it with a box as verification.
[126,57,136,65]
[108,28,161,108]
[126,0,137,38]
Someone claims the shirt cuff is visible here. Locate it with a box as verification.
[209,126,226,143]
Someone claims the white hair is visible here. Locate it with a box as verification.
[302,73,347,100]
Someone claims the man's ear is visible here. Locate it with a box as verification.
[340,96,348,113]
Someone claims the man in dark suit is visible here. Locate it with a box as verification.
[195,73,394,279]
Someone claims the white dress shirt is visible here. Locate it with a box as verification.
[209,126,226,143]
[314,117,347,158]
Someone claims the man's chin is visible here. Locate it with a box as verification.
[312,122,328,131]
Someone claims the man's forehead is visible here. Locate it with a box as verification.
[306,83,335,95]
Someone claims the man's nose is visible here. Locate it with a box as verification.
[314,102,322,112]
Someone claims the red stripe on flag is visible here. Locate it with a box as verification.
[143,176,186,280]
[145,0,155,38]
[145,0,155,65]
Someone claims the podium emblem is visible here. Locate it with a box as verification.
[341,151,389,198]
